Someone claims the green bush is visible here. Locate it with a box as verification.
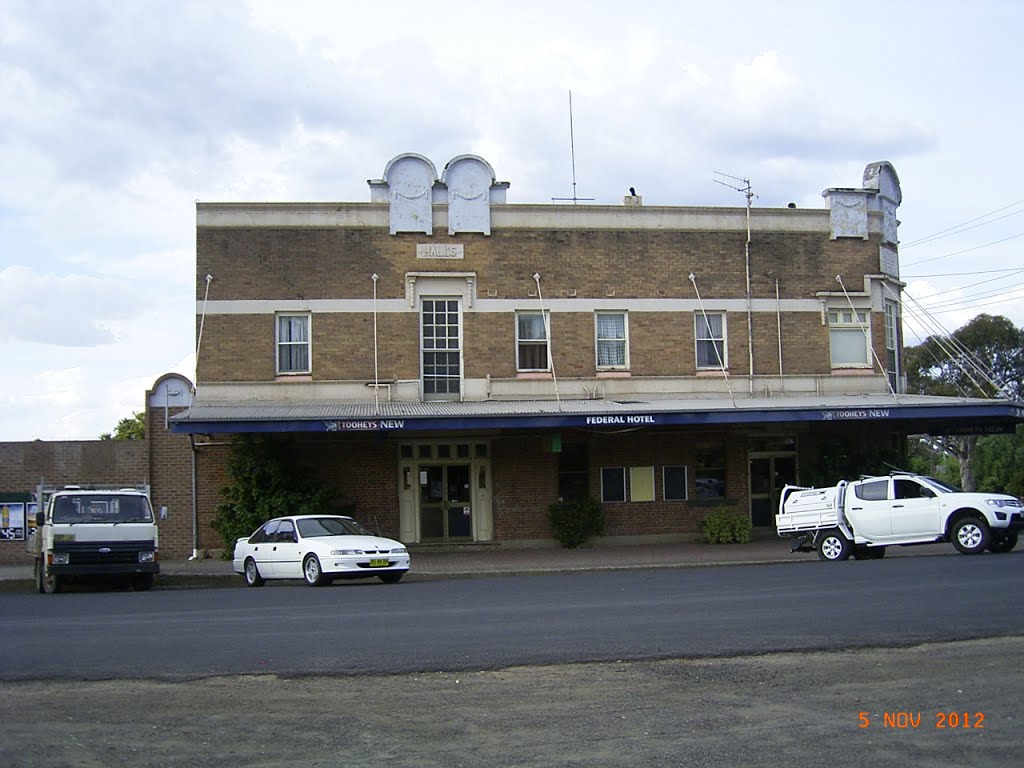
[700,508,752,544]
[211,435,334,558]
[548,497,605,548]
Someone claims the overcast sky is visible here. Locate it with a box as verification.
[3,0,1023,441]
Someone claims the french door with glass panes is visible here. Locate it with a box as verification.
[421,297,462,400]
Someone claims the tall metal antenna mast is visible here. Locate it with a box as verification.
[552,91,594,204]
[714,171,757,393]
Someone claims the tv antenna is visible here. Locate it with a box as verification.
[552,91,594,204]
[714,171,757,392]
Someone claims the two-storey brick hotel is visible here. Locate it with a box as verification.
[167,154,1023,551]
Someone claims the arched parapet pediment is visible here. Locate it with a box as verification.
[442,155,504,235]
[369,153,440,234]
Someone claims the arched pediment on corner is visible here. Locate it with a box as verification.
[375,154,439,235]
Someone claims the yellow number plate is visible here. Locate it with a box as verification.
[369,558,390,568]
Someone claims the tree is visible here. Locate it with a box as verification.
[903,314,1024,490]
[211,435,335,557]
[99,411,146,440]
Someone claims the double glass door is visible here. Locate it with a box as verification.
[419,464,473,541]
[750,454,797,528]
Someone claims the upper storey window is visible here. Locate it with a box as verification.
[276,314,311,375]
[517,312,550,372]
[695,313,727,370]
[828,309,870,368]
[595,312,629,370]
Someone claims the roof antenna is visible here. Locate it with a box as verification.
[552,90,594,205]
[714,171,757,393]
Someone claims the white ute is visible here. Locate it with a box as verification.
[777,473,1023,561]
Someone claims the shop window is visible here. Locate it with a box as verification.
[695,448,726,498]
[629,466,655,502]
[663,466,688,501]
[600,467,626,503]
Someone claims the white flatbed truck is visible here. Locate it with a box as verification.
[28,484,160,593]
[777,473,1023,561]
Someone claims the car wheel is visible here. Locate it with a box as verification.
[244,558,265,587]
[303,555,327,587]
[987,532,1018,553]
[40,566,62,594]
[817,529,851,562]
[378,571,405,584]
[951,517,990,554]
[852,545,870,560]
[868,546,886,559]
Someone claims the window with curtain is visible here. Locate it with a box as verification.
[828,308,870,367]
[517,312,549,371]
[695,313,726,369]
[276,314,310,374]
[595,312,628,369]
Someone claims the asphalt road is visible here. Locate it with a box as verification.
[2,554,1021,681]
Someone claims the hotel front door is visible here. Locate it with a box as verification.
[419,464,473,541]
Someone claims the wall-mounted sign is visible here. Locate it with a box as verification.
[416,244,464,259]
[0,503,26,541]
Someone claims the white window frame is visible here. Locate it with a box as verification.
[595,311,629,370]
[695,312,727,370]
[883,299,900,387]
[828,307,871,368]
[516,311,550,372]
[276,313,311,375]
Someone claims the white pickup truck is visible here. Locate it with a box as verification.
[777,473,1023,561]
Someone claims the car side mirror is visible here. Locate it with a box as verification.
[36,510,45,527]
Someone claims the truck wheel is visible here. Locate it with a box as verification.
[817,529,851,561]
[244,558,265,587]
[868,546,887,559]
[987,532,1018,553]
[951,517,990,554]
[39,566,62,594]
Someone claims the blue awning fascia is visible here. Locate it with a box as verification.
[170,401,1024,435]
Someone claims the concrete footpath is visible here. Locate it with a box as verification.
[0,532,956,584]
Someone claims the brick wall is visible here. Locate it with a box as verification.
[0,440,149,565]
[196,226,884,384]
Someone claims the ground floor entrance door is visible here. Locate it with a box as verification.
[749,453,798,528]
[419,464,473,542]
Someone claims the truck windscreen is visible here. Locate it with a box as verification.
[52,495,153,524]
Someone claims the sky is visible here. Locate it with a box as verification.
[2,0,1023,441]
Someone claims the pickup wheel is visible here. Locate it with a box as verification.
[868,546,887,559]
[951,517,990,554]
[817,529,851,562]
[987,531,1018,553]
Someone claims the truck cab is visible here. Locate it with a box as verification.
[29,485,160,593]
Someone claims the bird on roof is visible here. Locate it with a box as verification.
[629,187,636,196]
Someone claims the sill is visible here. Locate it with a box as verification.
[516,372,553,379]
[829,367,873,376]
[695,369,729,377]
[596,370,631,378]
[274,374,313,382]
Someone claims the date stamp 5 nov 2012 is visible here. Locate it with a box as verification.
[858,711,986,730]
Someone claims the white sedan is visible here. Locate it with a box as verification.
[232,515,410,587]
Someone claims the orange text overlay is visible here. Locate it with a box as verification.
[858,712,985,729]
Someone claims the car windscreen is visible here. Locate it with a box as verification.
[52,495,154,523]
[297,517,373,538]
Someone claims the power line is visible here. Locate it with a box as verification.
[901,198,1024,248]
[901,230,1024,267]
[902,267,1024,278]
